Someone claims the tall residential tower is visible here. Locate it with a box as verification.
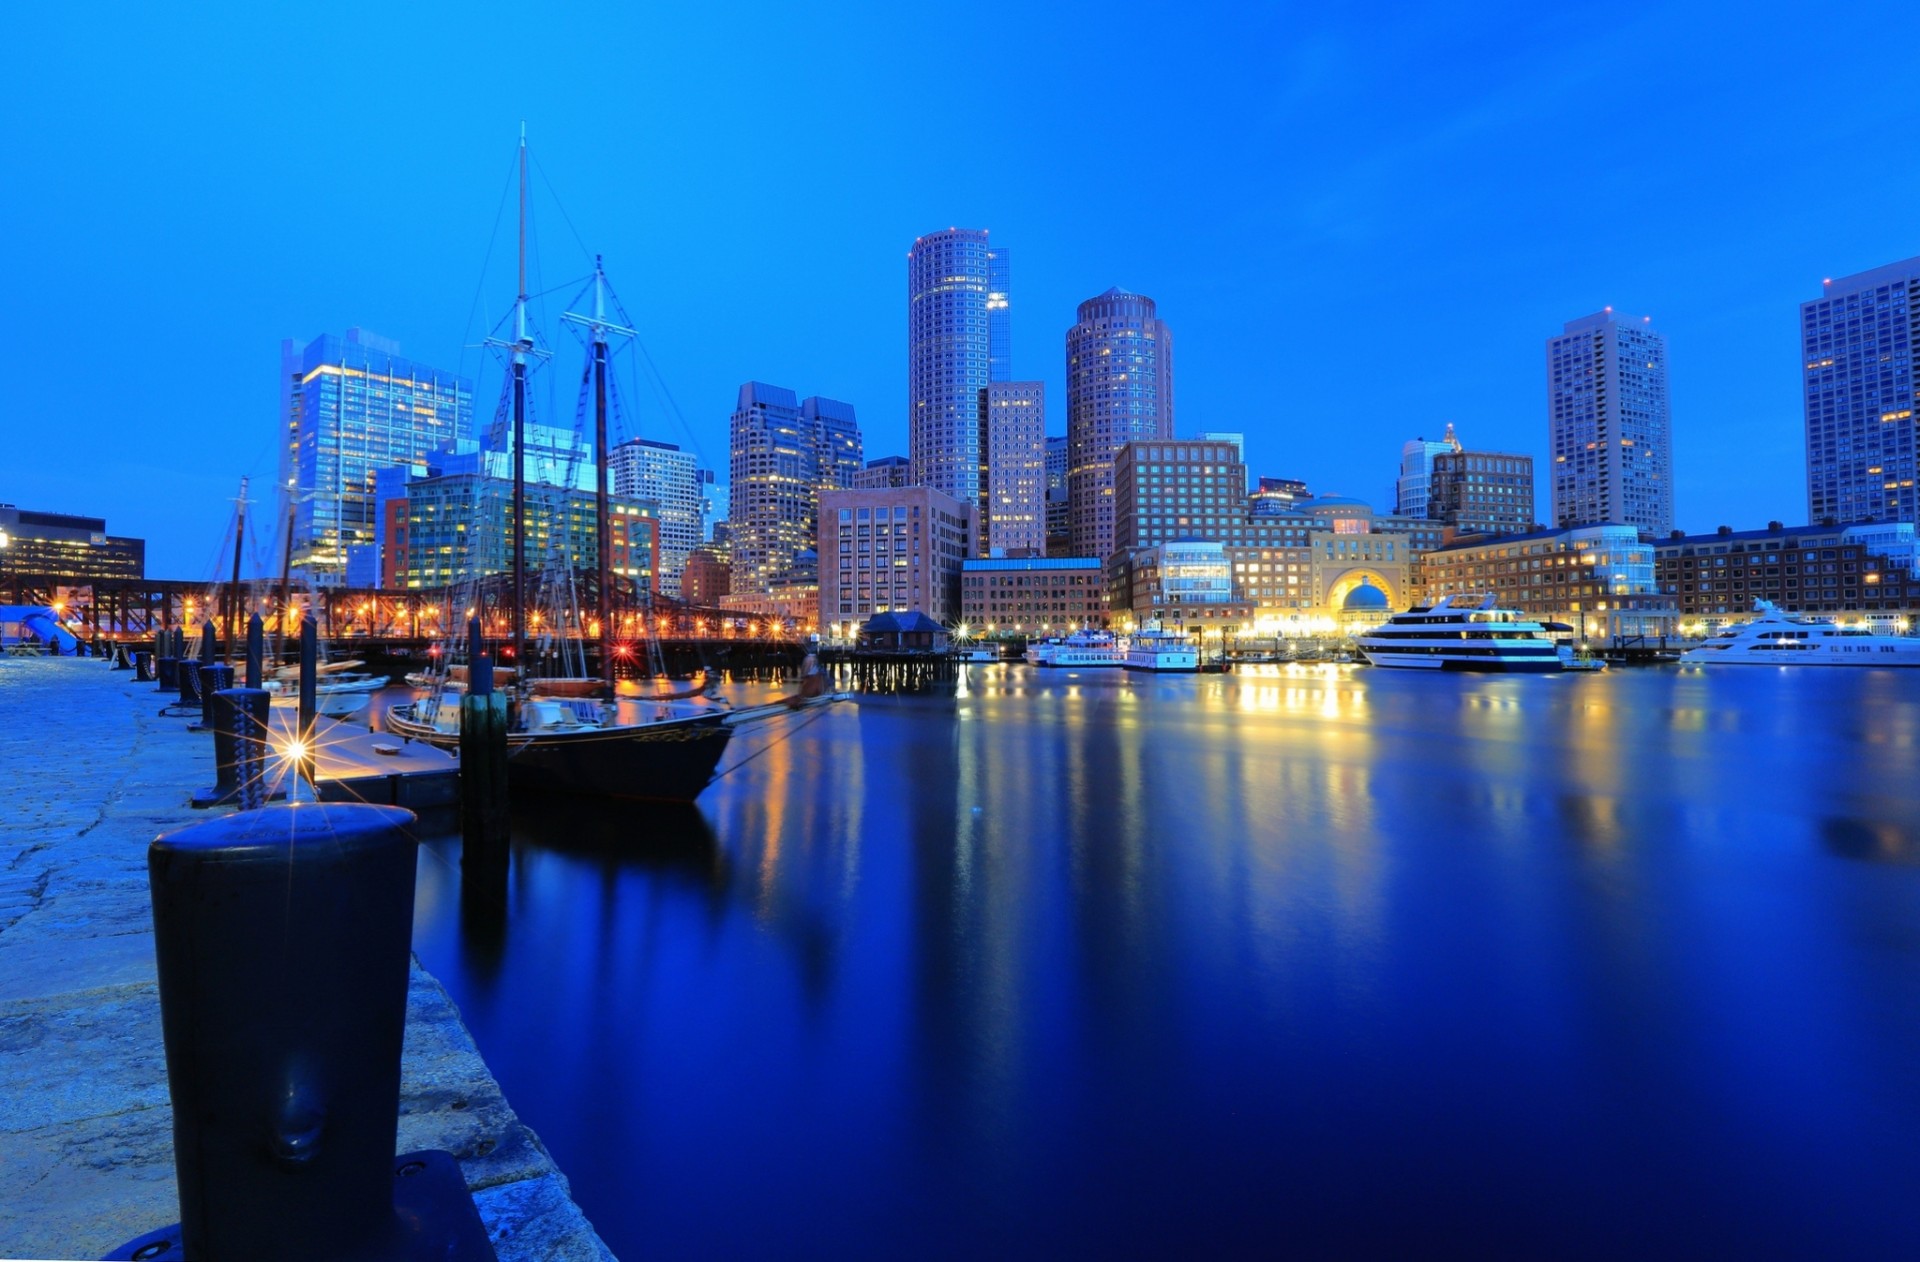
[907,228,1009,508]
[1803,259,1920,526]
[728,382,863,596]
[1066,288,1174,559]
[1546,309,1672,536]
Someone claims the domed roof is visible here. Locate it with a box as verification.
[1343,578,1390,611]
[1312,495,1371,510]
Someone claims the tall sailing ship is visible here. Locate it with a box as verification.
[387,130,811,801]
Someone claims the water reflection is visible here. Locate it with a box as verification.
[410,667,1920,1260]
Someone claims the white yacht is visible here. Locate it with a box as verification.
[1355,595,1563,672]
[1027,630,1126,668]
[1680,601,1920,667]
[1125,626,1199,672]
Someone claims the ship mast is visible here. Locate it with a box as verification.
[512,124,530,680]
[563,257,636,697]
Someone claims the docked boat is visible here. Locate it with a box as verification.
[1680,601,1920,667]
[1355,595,1563,672]
[1029,630,1126,668]
[1125,626,1198,672]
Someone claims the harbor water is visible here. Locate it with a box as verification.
[408,663,1920,1258]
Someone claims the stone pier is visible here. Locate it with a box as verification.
[0,657,613,1261]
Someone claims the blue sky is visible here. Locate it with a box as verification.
[6,2,1919,576]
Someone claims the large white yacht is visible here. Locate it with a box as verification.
[1125,626,1199,673]
[1680,601,1920,667]
[1026,630,1126,668]
[1355,595,1563,672]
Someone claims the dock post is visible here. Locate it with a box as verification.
[246,612,265,690]
[459,617,509,863]
[233,687,274,810]
[298,615,318,789]
[108,803,495,1262]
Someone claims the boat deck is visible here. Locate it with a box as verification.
[267,708,461,808]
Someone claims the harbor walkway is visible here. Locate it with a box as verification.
[0,657,613,1260]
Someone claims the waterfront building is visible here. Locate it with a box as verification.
[1547,310,1672,536]
[1803,259,1920,527]
[854,456,911,490]
[960,556,1109,636]
[818,485,976,634]
[389,468,657,593]
[1422,523,1675,641]
[982,381,1047,556]
[0,505,144,579]
[1653,521,1920,626]
[1249,476,1311,517]
[1044,435,1070,547]
[681,546,731,606]
[1066,288,1174,559]
[282,328,474,584]
[609,438,710,598]
[1396,428,1461,519]
[908,228,1007,505]
[719,586,819,631]
[1106,540,1252,631]
[729,382,863,598]
[1428,449,1536,537]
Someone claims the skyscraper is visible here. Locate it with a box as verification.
[1803,258,1920,526]
[282,328,473,583]
[981,381,1046,556]
[728,382,863,596]
[1547,309,1672,536]
[608,438,709,598]
[1066,288,1174,559]
[1045,435,1070,549]
[1428,449,1535,537]
[908,228,1006,505]
[1395,426,1462,519]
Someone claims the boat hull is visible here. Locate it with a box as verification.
[387,706,734,802]
[1359,650,1563,673]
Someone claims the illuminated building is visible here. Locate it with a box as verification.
[1422,523,1675,640]
[1045,435,1070,551]
[818,485,975,631]
[960,556,1109,636]
[982,381,1046,555]
[1803,259,1920,527]
[908,228,1008,506]
[854,456,911,490]
[282,328,473,584]
[1547,310,1672,535]
[609,438,711,597]
[1395,427,1461,519]
[728,382,864,597]
[681,546,731,606]
[1428,448,1535,537]
[1654,521,1920,624]
[1067,288,1174,559]
[1249,476,1310,517]
[0,505,144,579]
[1107,541,1252,629]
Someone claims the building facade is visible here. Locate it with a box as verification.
[1428,449,1535,537]
[982,381,1047,556]
[1802,259,1920,527]
[608,438,709,598]
[0,506,145,579]
[1066,288,1174,560]
[1422,523,1675,641]
[854,456,911,490]
[389,472,657,593]
[1654,521,1920,624]
[960,556,1109,635]
[728,382,863,598]
[1395,428,1461,519]
[1547,310,1672,536]
[1249,476,1311,516]
[1107,541,1252,630]
[818,485,976,633]
[681,546,731,606]
[283,328,474,584]
[907,228,1007,506]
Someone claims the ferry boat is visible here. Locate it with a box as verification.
[1680,601,1920,667]
[1125,626,1199,672]
[1354,595,1563,672]
[1026,630,1126,668]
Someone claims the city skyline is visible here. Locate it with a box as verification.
[9,5,1920,574]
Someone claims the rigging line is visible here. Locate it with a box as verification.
[458,147,521,389]
[530,151,595,267]
[710,703,839,781]
[626,337,714,468]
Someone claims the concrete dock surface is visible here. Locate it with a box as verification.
[0,656,613,1261]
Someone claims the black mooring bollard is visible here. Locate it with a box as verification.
[190,687,278,810]
[246,613,264,691]
[112,641,131,670]
[191,663,234,733]
[157,655,179,691]
[298,616,318,789]
[134,651,155,682]
[107,804,495,1262]
[175,658,204,715]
